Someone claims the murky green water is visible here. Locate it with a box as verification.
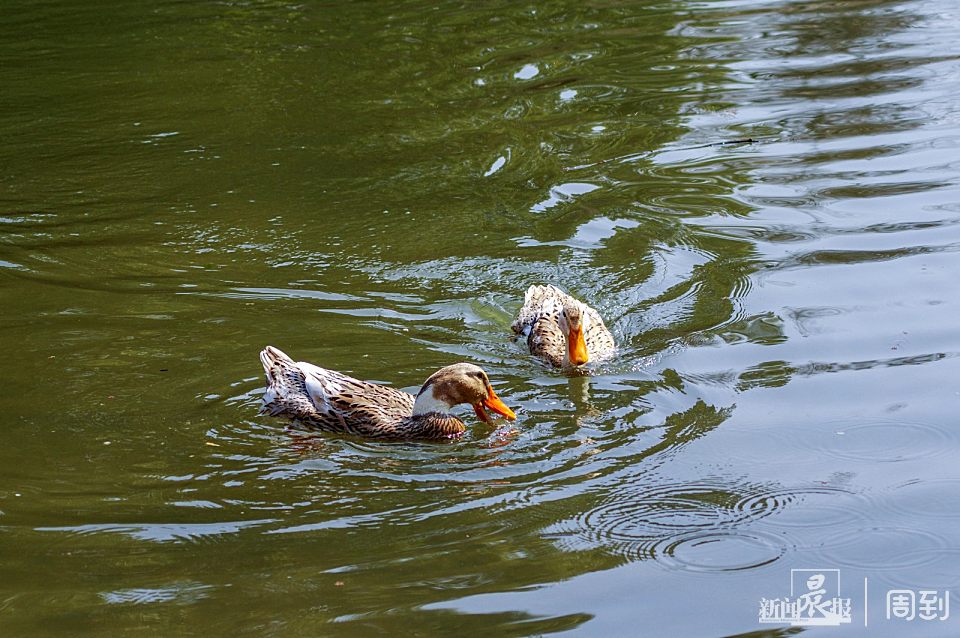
[3,0,960,635]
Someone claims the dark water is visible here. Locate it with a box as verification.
[2,0,960,635]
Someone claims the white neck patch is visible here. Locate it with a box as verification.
[412,388,452,415]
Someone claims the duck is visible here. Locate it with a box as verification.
[512,284,615,368]
[258,346,516,439]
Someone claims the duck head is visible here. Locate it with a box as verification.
[412,363,517,423]
[558,301,590,366]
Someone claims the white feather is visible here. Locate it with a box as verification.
[262,387,278,405]
[299,362,342,414]
[541,296,558,318]
[412,392,451,416]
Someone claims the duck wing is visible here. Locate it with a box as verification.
[260,346,414,435]
[512,285,567,367]
[583,305,616,357]
[511,284,566,335]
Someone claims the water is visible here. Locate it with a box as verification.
[2,0,959,635]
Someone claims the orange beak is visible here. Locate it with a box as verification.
[568,326,589,366]
[472,386,517,423]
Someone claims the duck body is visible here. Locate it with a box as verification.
[259,346,514,440]
[512,285,615,369]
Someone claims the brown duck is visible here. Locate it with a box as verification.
[512,285,615,368]
[258,346,516,439]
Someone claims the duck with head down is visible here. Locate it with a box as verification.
[512,284,615,369]
[259,346,516,439]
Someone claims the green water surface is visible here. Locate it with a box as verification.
[3,0,960,636]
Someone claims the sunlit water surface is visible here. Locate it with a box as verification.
[2,0,960,635]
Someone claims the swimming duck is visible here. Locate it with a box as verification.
[512,285,615,368]
[258,346,516,439]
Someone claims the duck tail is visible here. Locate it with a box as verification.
[259,346,300,416]
[522,284,545,305]
[260,345,294,379]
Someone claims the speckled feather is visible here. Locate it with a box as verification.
[259,346,466,439]
[512,285,615,367]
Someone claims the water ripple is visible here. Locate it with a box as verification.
[820,526,950,570]
[542,478,791,568]
[794,419,954,464]
[654,529,789,573]
[36,519,277,543]
[101,582,213,605]
[734,485,870,530]
[879,479,960,521]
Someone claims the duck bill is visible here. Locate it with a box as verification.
[473,387,516,423]
[568,326,589,366]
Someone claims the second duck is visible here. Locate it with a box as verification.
[512,284,615,369]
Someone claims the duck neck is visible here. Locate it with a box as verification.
[412,390,452,416]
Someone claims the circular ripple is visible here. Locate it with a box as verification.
[880,479,960,520]
[872,548,960,590]
[543,481,777,562]
[654,529,789,573]
[735,485,870,529]
[820,527,949,570]
[802,420,952,464]
[588,483,751,534]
